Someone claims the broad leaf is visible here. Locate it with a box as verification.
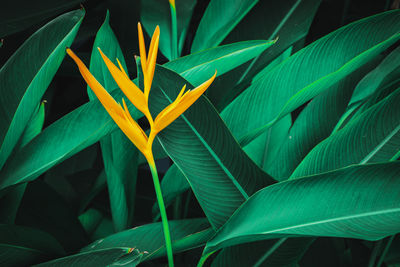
[211,238,313,267]
[34,248,141,267]
[88,10,138,232]
[206,161,400,253]
[221,10,400,146]
[0,9,84,169]
[141,0,197,60]
[191,0,258,52]
[166,40,275,86]
[0,224,65,266]
[82,218,213,263]
[153,164,189,216]
[291,86,400,178]
[0,1,83,37]
[150,65,275,229]
[0,39,275,191]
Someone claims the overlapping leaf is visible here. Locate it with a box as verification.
[82,218,213,263]
[221,10,400,146]
[206,161,400,253]
[87,10,138,232]
[141,0,197,60]
[150,65,275,229]
[291,87,400,178]
[191,0,259,52]
[0,39,274,192]
[0,9,84,170]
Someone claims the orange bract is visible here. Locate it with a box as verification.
[67,22,216,165]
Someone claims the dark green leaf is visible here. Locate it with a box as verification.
[191,0,259,52]
[221,10,400,146]
[291,86,400,178]
[211,238,313,267]
[82,218,213,263]
[0,1,83,37]
[0,224,65,266]
[88,10,138,232]
[0,39,274,191]
[150,65,275,229]
[141,0,197,59]
[33,247,140,267]
[206,161,400,253]
[0,9,84,169]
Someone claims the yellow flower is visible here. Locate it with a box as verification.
[67,22,216,166]
[169,0,175,9]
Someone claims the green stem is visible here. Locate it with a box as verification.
[376,235,395,267]
[150,162,174,267]
[197,251,215,267]
[170,4,178,60]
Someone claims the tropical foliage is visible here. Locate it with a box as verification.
[0,0,400,266]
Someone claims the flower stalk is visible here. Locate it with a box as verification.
[67,20,216,267]
[169,0,178,59]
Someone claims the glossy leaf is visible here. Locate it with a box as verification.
[227,0,322,83]
[82,218,213,262]
[34,247,140,267]
[211,238,313,267]
[167,40,275,86]
[0,9,84,170]
[0,224,65,266]
[291,87,400,178]
[0,39,270,191]
[206,161,400,253]
[141,0,197,60]
[221,10,400,146]
[191,0,259,52]
[88,10,138,232]
[16,180,88,253]
[20,101,45,148]
[152,164,190,216]
[150,65,275,229]
[0,1,83,37]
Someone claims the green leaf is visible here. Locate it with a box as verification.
[211,238,313,267]
[221,10,400,146]
[141,0,197,60]
[88,10,138,232]
[152,164,190,216]
[166,40,275,86]
[0,1,84,38]
[0,224,65,266]
[19,101,45,148]
[191,0,259,52]
[82,218,213,263]
[291,87,400,178]
[78,209,103,237]
[349,45,400,107]
[150,65,275,229]
[16,180,88,253]
[0,39,275,192]
[33,247,141,267]
[227,0,322,83]
[206,161,400,253]
[0,9,84,170]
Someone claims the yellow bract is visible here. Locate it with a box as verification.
[67,22,216,166]
[169,0,175,9]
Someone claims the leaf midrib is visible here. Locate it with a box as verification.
[159,87,250,201]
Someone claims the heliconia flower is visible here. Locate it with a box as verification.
[67,23,216,166]
[168,0,175,9]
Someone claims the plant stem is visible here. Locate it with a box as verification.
[376,235,395,267]
[197,251,215,267]
[150,162,174,267]
[170,3,178,60]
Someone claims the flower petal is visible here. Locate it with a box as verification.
[98,48,147,115]
[154,71,217,133]
[67,48,148,153]
[137,22,147,74]
[145,26,160,99]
